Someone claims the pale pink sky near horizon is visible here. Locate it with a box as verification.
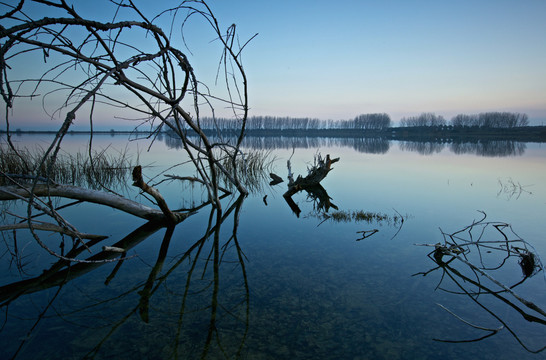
[2,0,546,130]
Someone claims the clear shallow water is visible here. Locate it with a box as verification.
[1,134,546,359]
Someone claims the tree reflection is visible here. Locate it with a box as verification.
[0,195,249,359]
[165,135,528,157]
[450,140,526,157]
[399,141,445,155]
[398,139,526,156]
[415,212,546,353]
[278,153,407,240]
[165,135,391,154]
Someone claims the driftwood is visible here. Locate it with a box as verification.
[284,154,339,196]
[283,154,339,216]
[269,173,284,186]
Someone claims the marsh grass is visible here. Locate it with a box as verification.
[318,209,405,226]
[219,149,277,194]
[0,145,134,189]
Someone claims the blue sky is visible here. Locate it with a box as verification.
[218,0,546,124]
[3,0,546,129]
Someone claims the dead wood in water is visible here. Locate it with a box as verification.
[0,0,255,267]
[0,219,166,305]
[269,173,283,186]
[284,154,339,197]
[132,165,178,224]
[283,154,339,216]
[414,212,546,351]
[0,183,190,223]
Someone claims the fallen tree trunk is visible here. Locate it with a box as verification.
[0,184,190,223]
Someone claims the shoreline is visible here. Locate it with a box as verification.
[2,126,546,143]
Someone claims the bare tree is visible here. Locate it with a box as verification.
[0,0,256,261]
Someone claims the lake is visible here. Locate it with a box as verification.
[1,133,546,359]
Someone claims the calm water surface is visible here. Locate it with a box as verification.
[1,134,546,359]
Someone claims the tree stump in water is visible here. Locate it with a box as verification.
[283,154,339,216]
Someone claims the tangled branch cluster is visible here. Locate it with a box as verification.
[415,211,546,352]
[1,0,253,196]
[0,0,255,262]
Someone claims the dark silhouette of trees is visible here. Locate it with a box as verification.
[400,113,446,127]
[450,112,529,128]
[342,113,391,130]
[186,113,391,131]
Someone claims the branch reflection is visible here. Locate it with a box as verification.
[0,195,249,359]
[415,212,546,353]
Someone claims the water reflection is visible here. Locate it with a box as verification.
[164,135,392,154]
[399,140,527,156]
[414,212,546,353]
[399,141,446,155]
[449,140,526,157]
[164,135,527,157]
[2,135,545,359]
[0,196,250,359]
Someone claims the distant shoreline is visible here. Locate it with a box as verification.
[2,126,546,142]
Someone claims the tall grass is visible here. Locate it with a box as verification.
[318,209,405,226]
[0,145,134,189]
[219,149,277,194]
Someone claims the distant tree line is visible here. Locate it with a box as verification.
[190,113,392,131]
[400,112,529,128]
[167,111,529,133]
[400,113,446,127]
[245,116,323,130]
[336,113,391,130]
[450,112,528,128]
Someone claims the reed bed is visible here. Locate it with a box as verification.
[219,149,277,194]
[320,209,404,226]
[0,145,134,189]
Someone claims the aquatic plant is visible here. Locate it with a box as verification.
[0,145,133,189]
[218,149,277,194]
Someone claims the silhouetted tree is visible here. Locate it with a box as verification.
[400,113,446,127]
[353,113,391,130]
[450,112,529,128]
[0,0,255,262]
